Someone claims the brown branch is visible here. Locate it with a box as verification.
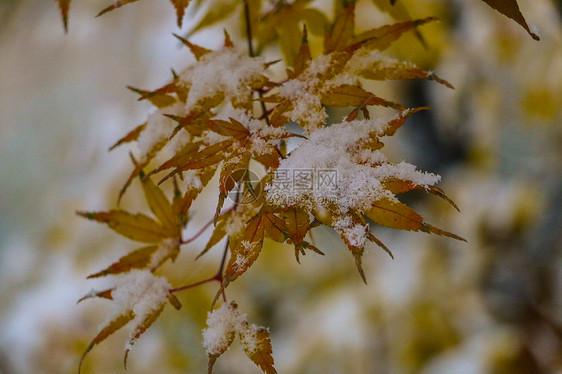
[242,0,271,126]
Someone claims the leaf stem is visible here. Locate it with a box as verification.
[180,220,213,245]
[170,275,221,293]
[242,0,271,126]
[179,205,235,245]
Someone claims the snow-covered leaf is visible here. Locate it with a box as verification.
[240,327,277,374]
[79,311,135,374]
[124,300,166,368]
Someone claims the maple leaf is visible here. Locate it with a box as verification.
[222,215,266,287]
[86,245,159,278]
[280,207,323,263]
[78,174,186,283]
[203,302,277,374]
[265,5,443,133]
[96,0,190,27]
[480,0,540,40]
[257,0,328,64]
[324,2,356,53]
[371,0,427,47]
[156,112,300,217]
[240,326,276,374]
[78,270,177,374]
[79,311,134,374]
[116,33,270,200]
[266,109,465,280]
[79,173,178,239]
[349,17,438,51]
[77,210,174,243]
[184,0,239,37]
[96,0,141,18]
[347,50,454,89]
[56,0,71,32]
[109,122,147,151]
[169,0,190,28]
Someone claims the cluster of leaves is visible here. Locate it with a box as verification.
[61,0,539,372]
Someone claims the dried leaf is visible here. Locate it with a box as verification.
[157,141,203,172]
[169,0,190,28]
[167,293,182,310]
[119,137,168,202]
[371,0,427,47]
[350,17,437,51]
[197,214,228,259]
[421,223,466,242]
[141,176,176,231]
[364,198,424,231]
[223,29,234,48]
[223,216,266,284]
[281,207,315,262]
[87,245,159,278]
[57,0,71,32]
[367,232,394,259]
[173,33,212,60]
[480,0,539,40]
[354,59,454,89]
[109,122,147,151]
[322,84,404,110]
[269,101,293,128]
[324,3,355,53]
[185,0,238,37]
[382,178,459,211]
[364,199,466,242]
[77,210,173,243]
[77,288,114,303]
[207,118,250,139]
[253,144,280,169]
[124,301,166,368]
[241,327,277,374]
[159,139,232,174]
[293,25,311,76]
[96,0,141,18]
[261,213,287,243]
[79,311,135,374]
[207,328,236,374]
[352,247,367,283]
[281,207,309,244]
[127,86,177,108]
[382,107,430,136]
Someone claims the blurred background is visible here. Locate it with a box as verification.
[0,0,561,373]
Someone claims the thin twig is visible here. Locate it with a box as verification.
[170,276,220,293]
[180,219,213,245]
[242,0,271,126]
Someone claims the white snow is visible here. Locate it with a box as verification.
[149,238,179,269]
[106,270,171,348]
[137,103,187,159]
[347,49,417,74]
[179,48,265,112]
[202,302,265,356]
[265,114,440,214]
[277,53,357,131]
[333,216,368,248]
[202,302,241,355]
